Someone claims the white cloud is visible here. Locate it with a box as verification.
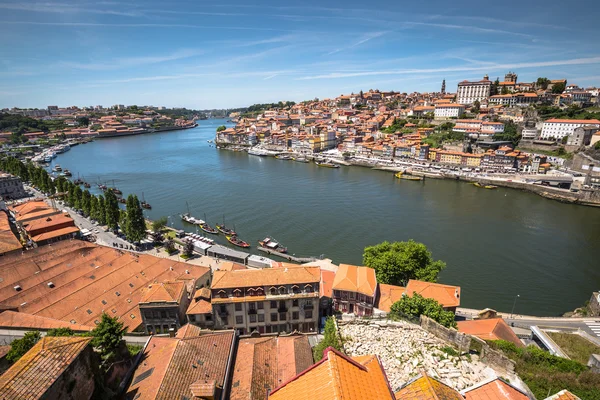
[58,49,204,71]
[326,31,388,55]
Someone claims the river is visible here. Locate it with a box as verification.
[50,119,600,317]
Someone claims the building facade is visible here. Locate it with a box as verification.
[210,267,321,334]
[457,77,492,105]
[0,173,27,200]
[434,104,465,119]
[540,118,600,140]
[331,264,378,316]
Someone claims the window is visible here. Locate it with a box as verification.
[292,311,299,320]
[160,311,167,318]
[257,302,264,309]
[236,316,243,324]
[270,301,277,309]
[145,311,152,319]
[233,289,242,297]
[271,313,278,322]
[305,310,313,319]
[270,287,277,295]
[249,302,256,311]
[292,285,300,294]
[279,286,287,295]
[258,314,265,322]
[292,299,298,307]
[235,303,242,312]
[249,314,256,323]
[219,290,227,298]
[206,314,212,321]
[279,313,286,321]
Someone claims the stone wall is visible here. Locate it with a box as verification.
[471,336,516,373]
[419,316,471,352]
[589,292,600,317]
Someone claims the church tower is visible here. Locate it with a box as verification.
[441,79,446,94]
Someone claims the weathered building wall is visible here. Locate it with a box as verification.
[41,345,96,400]
[419,316,471,352]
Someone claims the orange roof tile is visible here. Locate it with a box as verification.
[269,347,394,400]
[395,372,463,399]
[463,378,529,400]
[211,267,320,290]
[186,298,212,315]
[544,389,581,400]
[140,281,185,303]
[404,280,461,308]
[0,310,94,331]
[231,335,313,400]
[545,118,600,124]
[320,270,335,298]
[331,264,377,297]
[376,283,405,312]
[0,336,92,399]
[30,225,80,242]
[0,211,21,255]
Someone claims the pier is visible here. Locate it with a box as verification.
[257,246,320,263]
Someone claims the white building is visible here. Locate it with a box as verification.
[434,104,465,119]
[456,77,492,105]
[521,128,538,140]
[540,118,600,140]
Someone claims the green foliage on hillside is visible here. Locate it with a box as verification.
[536,104,600,121]
[390,293,457,328]
[313,317,342,361]
[489,340,600,400]
[493,120,521,147]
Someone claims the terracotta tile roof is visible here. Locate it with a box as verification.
[231,335,313,400]
[457,318,523,347]
[0,336,92,399]
[217,261,248,271]
[126,331,235,400]
[0,310,94,331]
[544,389,581,400]
[0,211,21,255]
[395,372,463,399]
[186,298,212,314]
[269,347,394,400]
[331,264,377,297]
[0,240,210,332]
[9,201,52,220]
[211,267,320,290]
[320,270,335,298]
[376,283,405,312]
[30,225,80,242]
[404,280,461,308]
[175,323,204,339]
[140,281,185,303]
[463,377,529,399]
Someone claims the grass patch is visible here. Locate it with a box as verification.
[547,332,600,365]
[489,340,600,400]
[180,254,190,260]
[164,230,176,239]
[127,344,142,357]
[441,346,459,357]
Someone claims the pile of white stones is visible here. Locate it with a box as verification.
[339,320,496,392]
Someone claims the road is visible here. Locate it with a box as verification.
[456,308,600,341]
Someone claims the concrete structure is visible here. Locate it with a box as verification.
[0,173,27,200]
[434,103,465,119]
[566,126,597,147]
[207,244,249,264]
[540,118,600,140]
[457,77,492,105]
[588,353,600,372]
[0,336,96,400]
[588,291,600,317]
[210,267,320,334]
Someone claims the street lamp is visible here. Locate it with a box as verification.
[510,294,520,318]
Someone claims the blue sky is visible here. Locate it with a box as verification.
[1,0,600,109]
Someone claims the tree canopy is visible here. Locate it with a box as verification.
[390,293,457,328]
[216,125,226,132]
[363,240,446,286]
[125,194,146,242]
[552,81,566,94]
[6,331,41,363]
[313,316,342,361]
[104,190,120,232]
[151,216,167,232]
[91,313,127,362]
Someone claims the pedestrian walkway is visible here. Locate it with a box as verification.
[585,321,600,337]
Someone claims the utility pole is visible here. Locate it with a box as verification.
[510,294,520,318]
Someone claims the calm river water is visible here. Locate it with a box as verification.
[51,119,600,316]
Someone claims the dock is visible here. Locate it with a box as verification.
[257,246,319,263]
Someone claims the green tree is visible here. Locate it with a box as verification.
[501,86,510,95]
[536,77,550,90]
[390,293,457,328]
[104,190,120,232]
[216,125,226,132]
[183,240,194,258]
[164,238,176,254]
[363,240,446,286]
[7,331,41,363]
[76,116,90,127]
[97,195,107,225]
[90,195,99,221]
[81,190,92,216]
[472,100,481,113]
[91,313,127,362]
[313,317,342,361]
[72,185,83,210]
[552,81,566,94]
[125,194,146,242]
[151,217,168,233]
[46,327,74,336]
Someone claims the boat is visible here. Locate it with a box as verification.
[63,169,72,177]
[258,237,288,253]
[83,182,91,188]
[276,154,293,160]
[141,192,151,209]
[53,164,62,172]
[247,147,271,157]
[199,214,219,235]
[215,216,236,236]
[294,156,309,163]
[181,213,201,225]
[118,197,127,204]
[73,178,83,185]
[473,182,497,189]
[226,235,250,248]
[395,172,423,181]
[315,161,339,168]
[109,181,122,195]
[207,140,213,143]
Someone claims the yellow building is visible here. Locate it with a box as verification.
[463,154,483,167]
[308,135,321,152]
[438,151,462,165]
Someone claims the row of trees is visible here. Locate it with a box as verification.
[1,156,55,193]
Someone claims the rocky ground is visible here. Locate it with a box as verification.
[339,320,498,392]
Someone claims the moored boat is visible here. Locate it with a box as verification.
[141,192,151,209]
[53,164,62,172]
[181,213,201,225]
[226,235,250,248]
[294,156,309,163]
[118,197,127,204]
[276,154,293,160]
[472,182,498,189]
[83,182,91,188]
[395,172,423,181]
[258,237,288,253]
[63,169,72,177]
[315,161,339,168]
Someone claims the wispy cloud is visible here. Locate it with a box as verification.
[297,56,600,80]
[401,22,533,38]
[326,31,388,55]
[0,2,142,17]
[263,74,278,80]
[57,49,203,71]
